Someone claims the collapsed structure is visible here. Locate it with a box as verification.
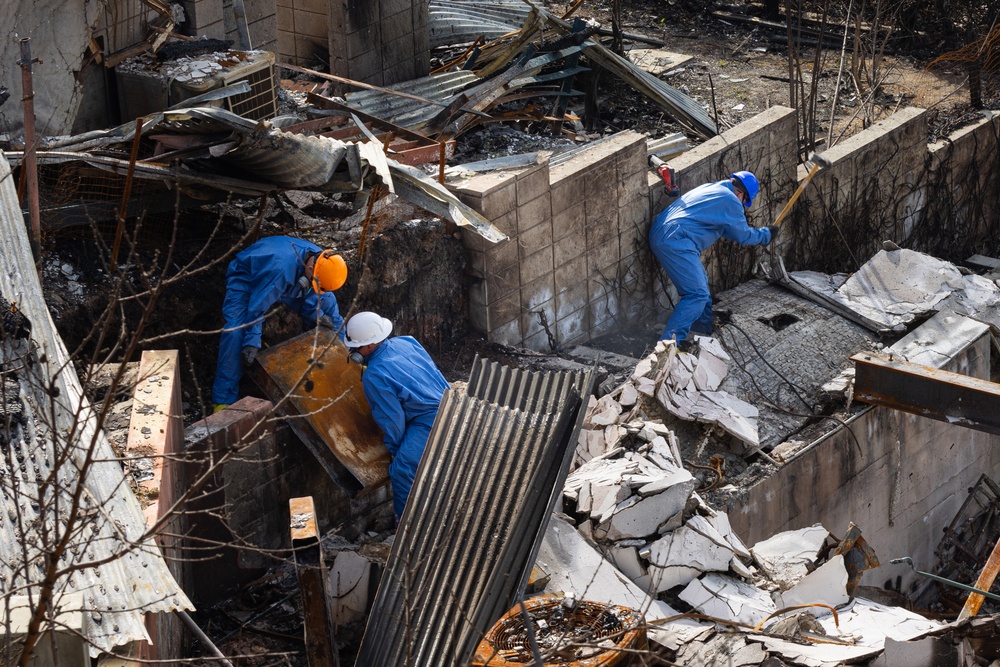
[3,0,1000,665]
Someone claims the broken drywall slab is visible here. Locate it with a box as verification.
[868,636,962,667]
[641,515,735,592]
[622,48,693,75]
[596,468,696,540]
[777,554,850,610]
[678,573,777,627]
[1,0,93,136]
[888,309,991,371]
[751,524,829,589]
[537,514,711,650]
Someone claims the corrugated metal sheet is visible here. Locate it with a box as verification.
[429,0,531,48]
[11,107,508,243]
[344,71,479,129]
[357,358,593,666]
[0,152,193,656]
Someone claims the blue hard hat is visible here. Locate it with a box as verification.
[731,171,759,207]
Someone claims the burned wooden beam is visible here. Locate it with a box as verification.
[852,352,1000,435]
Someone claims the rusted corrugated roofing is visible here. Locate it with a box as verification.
[357,358,593,666]
[344,71,479,128]
[0,152,193,656]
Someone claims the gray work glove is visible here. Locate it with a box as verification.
[317,315,335,330]
[766,225,780,243]
[241,346,259,368]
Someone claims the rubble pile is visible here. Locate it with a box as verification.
[541,338,951,665]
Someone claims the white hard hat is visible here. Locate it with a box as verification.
[345,311,393,348]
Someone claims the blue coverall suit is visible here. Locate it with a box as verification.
[212,236,345,405]
[360,336,449,519]
[649,180,772,342]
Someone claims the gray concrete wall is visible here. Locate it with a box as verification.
[728,328,1000,597]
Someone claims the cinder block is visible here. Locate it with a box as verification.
[520,246,554,286]
[488,290,521,328]
[553,227,586,270]
[586,214,618,249]
[517,192,552,235]
[449,171,519,199]
[490,317,522,347]
[347,23,381,56]
[490,210,518,239]
[554,254,587,294]
[296,0,327,14]
[552,200,585,242]
[551,170,594,216]
[244,0,277,23]
[556,281,589,321]
[487,236,520,272]
[588,237,620,276]
[521,273,555,312]
[381,0,412,17]
[585,187,617,225]
[184,0,225,31]
[467,248,485,278]
[381,34,415,67]
[516,162,551,207]
[348,48,383,83]
[382,7,413,43]
[523,326,555,353]
[276,8,293,32]
[519,218,553,260]
[617,168,649,206]
[294,9,327,38]
[487,262,519,299]
[556,308,587,347]
[468,281,488,332]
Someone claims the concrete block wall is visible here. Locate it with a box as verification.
[453,132,649,350]
[276,0,327,64]
[925,111,1000,255]
[327,0,430,86]
[178,0,277,50]
[790,107,928,273]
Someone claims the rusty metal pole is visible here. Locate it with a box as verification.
[18,38,41,264]
[289,497,338,667]
[958,535,1000,621]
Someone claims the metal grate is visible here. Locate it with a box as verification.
[223,57,279,121]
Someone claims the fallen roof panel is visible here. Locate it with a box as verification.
[357,358,592,666]
[0,152,192,656]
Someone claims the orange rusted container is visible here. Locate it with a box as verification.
[252,329,390,494]
[473,595,647,666]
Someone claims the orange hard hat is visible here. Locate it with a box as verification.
[311,251,347,294]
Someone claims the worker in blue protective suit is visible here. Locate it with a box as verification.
[211,236,348,411]
[344,311,450,521]
[649,170,778,346]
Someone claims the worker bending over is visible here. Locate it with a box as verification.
[344,312,449,521]
[212,235,347,411]
[649,170,776,347]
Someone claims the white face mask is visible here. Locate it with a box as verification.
[348,350,365,366]
[297,275,310,293]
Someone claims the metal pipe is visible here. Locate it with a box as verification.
[177,610,235,667]
[18,38,40,264]
[890,557,1000,604]
[231,0,252,50]
[111,116,144,271]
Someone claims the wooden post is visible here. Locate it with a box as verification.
[958,535,1000,621]
[18,38,40,266]
[290,497,338,666]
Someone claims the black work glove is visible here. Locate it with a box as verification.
[241,346,259,368]
[317,315,335,330]
[766,225,780,243]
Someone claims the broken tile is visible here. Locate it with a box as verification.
[751,524,829,589]
[640,516,735,591]
[635,376,656,396]
[693,345,728,391]
[701,509,751,559]
[778,553,850,610]
[675,631,766,667]
[598,470,696,540]
[604,424,625,449]
[607,545,646,581]
[577,480,593,514]
[631,356,653,380]
[619,382,639,406]
[679,573,777,627]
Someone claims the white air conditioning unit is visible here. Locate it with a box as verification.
[0,594,90,667]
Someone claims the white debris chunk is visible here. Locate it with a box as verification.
[619,382,639,406]
[778,553,850,610]
[604,424,625,449]
[631,357,653,380]
[751,524,829,589]
[679,573,777,627]
[692,344,729,391]
[327,550,372,624]
[701,509,751,559]
[598,469,696,540]
[607,545,646,581]
[635,376,657,396]
[676,632,767,667]
[537,514,709,651]
[641,516,735,591]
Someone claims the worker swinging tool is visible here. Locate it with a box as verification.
[767,151,832,280]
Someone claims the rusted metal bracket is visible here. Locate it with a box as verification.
[290,496,338,667]
[852,352,1000,435]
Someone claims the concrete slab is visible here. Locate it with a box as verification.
[328,549,372,624]
[778,554,850,610]
[598,468,696,540]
